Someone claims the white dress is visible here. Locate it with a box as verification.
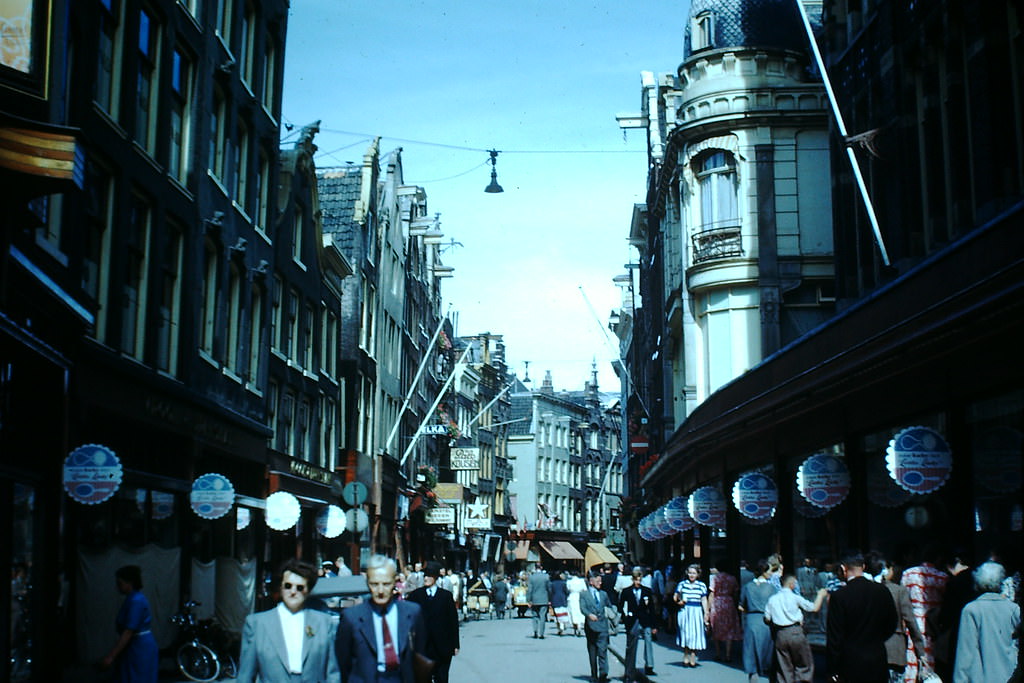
[566,575,586,627]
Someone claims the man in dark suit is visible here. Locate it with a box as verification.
[336,555,425,683]
[619,567,658,681]
[580,570,610,682]
[527,566,552,638]
[405,561,459,683]
[826,551,898,683]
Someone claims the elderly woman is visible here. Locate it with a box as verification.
[953,561,1021,683]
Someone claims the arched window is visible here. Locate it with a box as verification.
[696,151,738,230]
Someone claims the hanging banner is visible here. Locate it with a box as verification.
[732,472,778,520]
[63,444,123,505]
[665,496,695,531]
[190,473,235,520]
[688,486,727,527]
[886,426,953,494]
[798,453,850,509]
[265,491,301,531]
[317,505,345,538]
[973,427,1021,494]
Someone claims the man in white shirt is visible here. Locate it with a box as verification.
[764,574,827,683]
[237,559,340,682]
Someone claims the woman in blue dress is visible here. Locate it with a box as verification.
[739,558,779,683]
[674,563,710,667]
[101,565,159,682]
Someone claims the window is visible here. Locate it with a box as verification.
[96,0,124,117]
[209,87,226,180]
[226,263,242,371]
[304,304,315,370]
[200,239,218,356]
[135,8,159,154]
[322,310,337,377]
[267,380,278,446]
[248,284,264,386]
[692,11,714,51]
[83,162,114,343]
[269,275,282,351]
[121,195,151,360]
[281,390,295,454]
[239,4,255,86]
[696,151,738,230]
[292,204,304,264]
[215,0,232,46]
[169,48,192,185]
[322,398,336,468]
[287,290,299,361]
[254,148,269,233]
[156,224,183,374]
[234,120,249,209]
[260,35,276,114]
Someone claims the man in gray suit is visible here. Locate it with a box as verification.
[237,558,340,682]
[527,566,552,639]
[336,555,426,683]
[579,570,610,682]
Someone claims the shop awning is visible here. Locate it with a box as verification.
[0,114,84,193]
[585,542,619,570]
[538,540,583,561]
[513,540,531,560]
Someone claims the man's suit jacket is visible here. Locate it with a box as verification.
[527,571,551,606]
[336,600,425,683]
[405,586,459,658]
[826,576,898,682]
[236,606,340,683]
[619,584,657,630]
[579,586,609,633]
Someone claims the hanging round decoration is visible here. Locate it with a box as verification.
[665,496,695,531]
[973,427,1022,494]
[886,426,953,495]
[688,486,727,527]
[798,453,851,509]
[637,517,652,541]
[652,507,674,537]
[190,473,236,520]
[644,514,665,539]
[866,456,912,508]
[317,505,345,538]
[732,473,778,520]
[63,444,123,505]
[265,491,301,531]
[792,480,829,518]
[151,490,175,520]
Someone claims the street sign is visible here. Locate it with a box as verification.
[345,508,369,533]
[341,481,368,507]
[450,447,480,470]
[423,424,448,435]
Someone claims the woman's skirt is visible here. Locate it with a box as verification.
[676,604,707,650]
[553,606,570,626]
[567,592,585,626]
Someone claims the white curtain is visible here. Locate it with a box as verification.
[76,545,181,663]
[190,559,217,620]
[215,556,256,636]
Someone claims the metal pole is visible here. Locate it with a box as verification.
[794,0,890,266]
[400,345,472,468]
[383,310,449,454]
[466,381,513,429]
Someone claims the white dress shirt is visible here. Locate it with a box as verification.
[276,603,305,673]
[764,587,815,627]
[372,602,400,673]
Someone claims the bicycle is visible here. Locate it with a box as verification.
[170,600,238,682]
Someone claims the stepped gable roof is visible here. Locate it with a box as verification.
[683,0,809,60]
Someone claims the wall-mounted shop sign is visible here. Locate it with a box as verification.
[63,444,123,505]
[289,459,335,486]
[732,473,778,520]
[434,482,465,503]
[665,496,695,531]
[886,426,953,495]
[426,506,456,525]
[688,486,727,527]
[265,491,301,531]
[317,505,345,538]
[190,473,235,520]
[464,501,491,529]
[450,448,480,470]
[798,453,851,509]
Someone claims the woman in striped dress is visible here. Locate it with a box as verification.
[674,564,710,667]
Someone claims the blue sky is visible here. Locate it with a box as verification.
[283,1,688,392]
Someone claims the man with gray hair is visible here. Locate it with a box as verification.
[336,555,426,683]
[953,561,1020,683]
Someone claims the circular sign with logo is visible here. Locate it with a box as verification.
[886,426,953,495]
[266,491,301,531]
[63,444,123,505]
[190,473,235,520]
[688,486,727,527]
[317,505,345,538]
[798,453,851,509]
[665,496,695,531]
[732,472,778,520]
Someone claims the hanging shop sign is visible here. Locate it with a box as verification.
[973,427,1022,494]
[450,448,480,470]
[651,506,673,537]
[798,453,850,509]
[190,473,235,520]
[688,486,727,527]
[265,491,301,531]
[732,473,778,520]
[665,496,695,531]
[63,444,123,505]
[317,505,345,538]
[425,506,456,525]
[866,457,912,508]
[886,426,953,495]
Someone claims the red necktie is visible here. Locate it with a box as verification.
[382,613,399,671]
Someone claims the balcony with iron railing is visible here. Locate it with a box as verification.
[691,219,743,264]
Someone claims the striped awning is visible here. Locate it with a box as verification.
[0,115,84,192]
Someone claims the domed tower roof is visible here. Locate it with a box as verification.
[682,0,812,60]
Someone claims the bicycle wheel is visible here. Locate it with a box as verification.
[177,641,220,682]
[218,651,238,680]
